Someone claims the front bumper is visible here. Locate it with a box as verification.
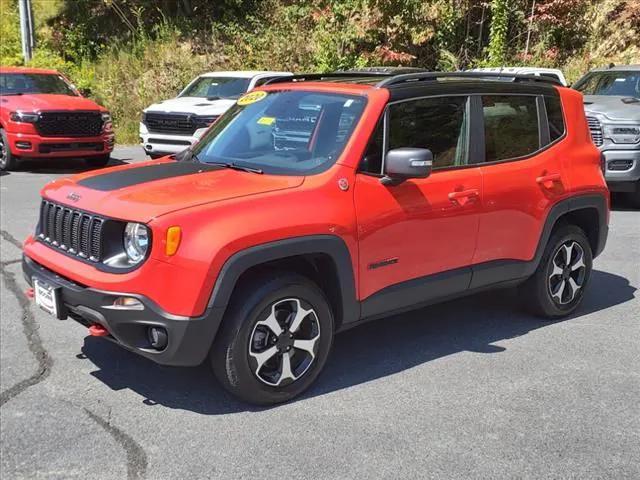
[139,123,207,156]
[602,149,640,192]
[23,255,224,366]
[7,131,115,158]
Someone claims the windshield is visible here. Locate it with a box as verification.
[191,90,367,175]
[574,71,640,98]
[180,76,251,99]
[0,73,78,96]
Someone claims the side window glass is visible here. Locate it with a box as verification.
[254,77,274,87]
[545,96,565,143]
[482,95,539,162]
[359,119,384,174]
[388,96,470,169]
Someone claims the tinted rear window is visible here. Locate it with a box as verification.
[482,95,539,162]
[545,96,565,143]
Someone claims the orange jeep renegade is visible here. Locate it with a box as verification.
[22,72,609,404]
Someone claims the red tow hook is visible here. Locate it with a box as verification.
[25,288,34,299]
[88,324,109,337]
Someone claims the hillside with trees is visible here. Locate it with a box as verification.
[1,0,639,142]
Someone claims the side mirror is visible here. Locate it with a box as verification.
[381,147,433,186]
[78,87,92,97]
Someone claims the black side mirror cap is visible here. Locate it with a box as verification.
[381,147,433,186]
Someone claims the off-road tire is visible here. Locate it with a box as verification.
[211,272,334,405]
[520,224,593,319]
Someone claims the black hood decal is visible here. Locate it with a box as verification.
[77,161,222,191]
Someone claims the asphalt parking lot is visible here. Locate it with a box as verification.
[1,146,638,479]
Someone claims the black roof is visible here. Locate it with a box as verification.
[263,71,562,100]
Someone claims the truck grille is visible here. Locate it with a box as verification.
[35,111,104,137]
[144,113,197,135]
[587,116,603,147]
[37,200,104,262]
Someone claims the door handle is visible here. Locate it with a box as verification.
[536,173,561,189]
[448,189,479,206]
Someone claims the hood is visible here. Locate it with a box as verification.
[0,93,104,112]
[40,160,303,222]
[583,95,640,122]
[144,96,236,116]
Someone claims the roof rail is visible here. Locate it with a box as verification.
[376,71,563,88]
[263,72,394,85]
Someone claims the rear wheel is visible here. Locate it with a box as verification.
[521,224,593,318]
[211,273,334,405]
[84,154,111,168]
[0,129,19,171]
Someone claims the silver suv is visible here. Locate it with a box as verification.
[573,65,640,206]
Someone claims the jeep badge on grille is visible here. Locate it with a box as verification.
[66,192,81,202]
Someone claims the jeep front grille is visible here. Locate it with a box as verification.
[35,111,104,137]
[587,116,603,147]
[37,200,104,262]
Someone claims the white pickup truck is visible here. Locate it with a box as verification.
[140,71,292,158]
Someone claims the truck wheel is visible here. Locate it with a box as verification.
[0,129,19,171]
[521,224,593,319]
[85,154,111,168]
[211,273,334,405]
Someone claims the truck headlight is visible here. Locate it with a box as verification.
[10,111,39,123]
[124,222,149,264]
[603,125,640,144]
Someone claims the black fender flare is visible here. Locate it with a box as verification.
[534,193,608,263]
[470,193,608,289]
[207,234,360,323]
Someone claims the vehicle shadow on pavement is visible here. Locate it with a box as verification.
[14,156,130,174]
[80,269,636,414]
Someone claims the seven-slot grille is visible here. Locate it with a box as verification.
[38,200,104,262]
[35,111,104,137]
[144,112,197,135]
[587,116,603,147]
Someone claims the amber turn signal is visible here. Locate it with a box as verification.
[165,226,181,256]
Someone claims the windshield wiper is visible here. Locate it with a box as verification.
[206,96,220,101]
[1,92,24,96]
[209,162,263,174]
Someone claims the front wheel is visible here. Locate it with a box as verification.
[0,128,19,171]
[211,273,334,405]
[520,224,593,318]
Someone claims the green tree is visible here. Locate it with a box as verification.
[487,0,509,65]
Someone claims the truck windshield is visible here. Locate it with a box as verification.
[0,73,78,96]
[191,90,367,175]
[180,77,251,99]
[574,71,640,98]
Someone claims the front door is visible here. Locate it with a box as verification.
[354,95,483,316]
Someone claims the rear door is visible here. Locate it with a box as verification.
[354,95,483,314]
[471,92,568,287]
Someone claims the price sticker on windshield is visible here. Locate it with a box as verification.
[237,91,268,106]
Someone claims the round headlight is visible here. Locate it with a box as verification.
[124,223,149,264]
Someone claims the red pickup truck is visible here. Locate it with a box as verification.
[0,66,114,171]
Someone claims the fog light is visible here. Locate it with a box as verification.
[105,296,144,310]
[147,326,168,350]
[16,141,32,150]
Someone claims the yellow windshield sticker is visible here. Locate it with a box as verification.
[257,116,276,126]
[237,90,267,106]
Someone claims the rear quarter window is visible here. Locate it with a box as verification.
[544,96,565,143]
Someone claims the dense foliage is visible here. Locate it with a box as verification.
[1,0,639,142]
